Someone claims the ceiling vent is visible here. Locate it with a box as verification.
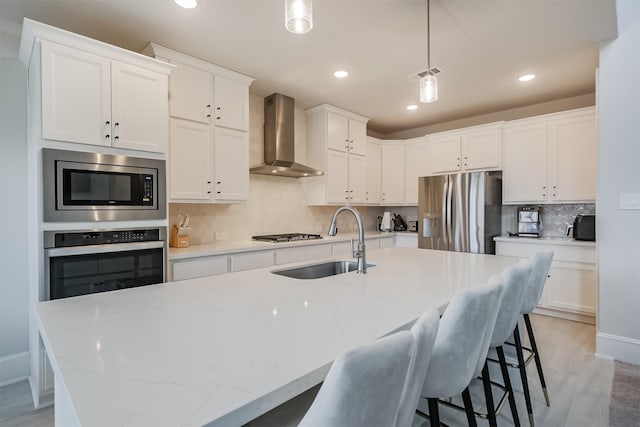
[408,67,443,82]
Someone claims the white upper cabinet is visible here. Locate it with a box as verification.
[365,139,382,204]
[327,112,366,155]
[39,40,170,153]
[503,107,596,204]
[214,75,250,131]
[144,44,254,203]
[40,42,111,147]
[169,119,212,201]
[381,142,405,205]
[110,61,169,153]
[168,61,212,124]
[304,104,370,205]
[213,127,249,201]
[429,123,502,174]
[404,137,429,205]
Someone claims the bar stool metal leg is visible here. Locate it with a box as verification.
[481,361,498,427]
[461,387,478,427]
[524,313,550,406]
[497,345,521,426]
[428,398,440,427]
[514,325,535,426]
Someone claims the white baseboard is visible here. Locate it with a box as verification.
[0,351,30,387]
[596,332,640,364]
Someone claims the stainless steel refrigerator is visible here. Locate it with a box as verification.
[418,171,502,254]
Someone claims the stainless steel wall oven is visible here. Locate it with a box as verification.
[43,148,166,222]
[44,227,167,300]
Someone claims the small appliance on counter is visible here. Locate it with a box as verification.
[517,206,541,238]
[570,214,596,241]
[408,220,418,232]
[393,213,408,231]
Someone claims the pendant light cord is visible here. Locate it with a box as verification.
[426,0,431,74]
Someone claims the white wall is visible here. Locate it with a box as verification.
[0,56,30,384]
[596,0,640,364]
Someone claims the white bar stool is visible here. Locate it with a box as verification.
[418,282,504,427]
[298,330,415,427]
[395,308,440,427]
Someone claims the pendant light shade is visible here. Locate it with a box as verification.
[420,74,438,103]
[285,0,313,34]
[175,0,197,8]
[420,0,438,103]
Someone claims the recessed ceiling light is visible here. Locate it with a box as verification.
[175,0,197,8]
[334,70,349,78]
[406,105,418,111]
[518,74,536,82]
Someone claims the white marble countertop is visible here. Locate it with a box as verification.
[494,235,596,247]
[36,247,516,427]
[169,231,417,260]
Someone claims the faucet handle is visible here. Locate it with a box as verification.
[350,238,355,256]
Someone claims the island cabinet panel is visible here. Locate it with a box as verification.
[502,107,596,204]
[305,244,334,260]
[495,238,596,323]
[379,236,395,248]
[40,40,169,153]
[230,251,275,272]
[172,255,229,281]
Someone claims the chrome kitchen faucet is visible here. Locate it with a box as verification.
[328,206,367,274]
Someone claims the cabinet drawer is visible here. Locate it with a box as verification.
[172,256,228,281]
[230,251,274,272]
[305,244,333,260]
[495,241,595,263]
[275,247,307,265]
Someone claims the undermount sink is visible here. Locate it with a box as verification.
[272,260,375,280]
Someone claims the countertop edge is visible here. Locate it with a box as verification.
[493,235,596,247]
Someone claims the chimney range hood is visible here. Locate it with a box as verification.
[250,93,323,178]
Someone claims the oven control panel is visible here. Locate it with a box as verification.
[48,228,162,248]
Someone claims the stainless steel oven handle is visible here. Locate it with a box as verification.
[46,241,165,257]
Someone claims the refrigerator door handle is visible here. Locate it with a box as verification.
[446,176,454,247]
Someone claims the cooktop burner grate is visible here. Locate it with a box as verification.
[252,233,323,243]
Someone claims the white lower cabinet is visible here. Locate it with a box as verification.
[395,234,418,248]
[171,255,229,281]
[230,251,275,272]
[379,236,395,248]
[495,238,596,323]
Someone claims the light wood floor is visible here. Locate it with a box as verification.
[0,315,615,427]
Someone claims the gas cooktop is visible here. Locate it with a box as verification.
[252,233,323,243]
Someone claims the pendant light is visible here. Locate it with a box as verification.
[285,0,313,34]
[420,0,438,103]
[175,0,197,8]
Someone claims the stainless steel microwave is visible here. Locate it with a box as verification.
[43,148,166,222]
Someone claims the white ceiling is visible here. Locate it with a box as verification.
[0,0,618,134]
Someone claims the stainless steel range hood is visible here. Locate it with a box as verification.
[250,93,323,178]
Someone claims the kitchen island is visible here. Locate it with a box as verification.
[36,247,518,427]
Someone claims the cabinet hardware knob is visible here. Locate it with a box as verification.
[207,181,211,184]
[207,191,211,194]
[542,194,546,197]
[542,186,546,189]
[217,191,221,194]
[114,136,119,140]
[216,117,221,120]
[105,134,110,139]
[217,181,221,184]
[216,107,221,110]
[207,114,211,118]
[114,122,119,127]
[553,185,557,189]
[105,121,110,125]
[552,194,556,197]
[207,104,211,108]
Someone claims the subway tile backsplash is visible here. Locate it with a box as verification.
[501,203,596,237]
